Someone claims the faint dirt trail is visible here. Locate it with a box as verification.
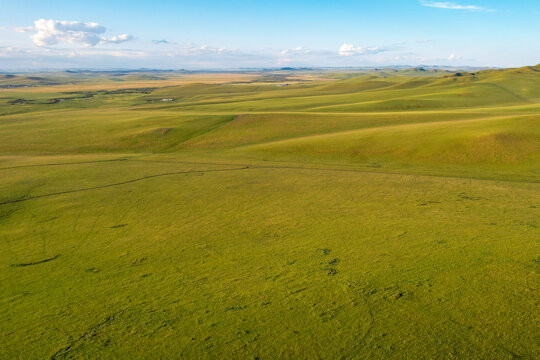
[0,167,249,206]
[49,310,125,360]
[2,158,538,208]
[0,158,129,171]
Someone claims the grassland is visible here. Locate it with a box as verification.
[0,66,539,359]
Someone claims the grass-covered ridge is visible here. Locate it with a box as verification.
[0,66,539,359]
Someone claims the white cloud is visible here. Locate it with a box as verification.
[32,19,104,46]
[279,46,307,56]
[13,26,34,33]
[102,34,134,44]
[339,44,355,56]
[15,19,134,47]
[420,1,493,11]
[339,44,384,56]
[181,44,230,56]
[0,41,476,70]
[448,53,462,60]
[277,46,313,65]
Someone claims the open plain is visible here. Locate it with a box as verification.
[1,67,539,359]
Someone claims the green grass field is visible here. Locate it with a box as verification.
[1,67,539,359]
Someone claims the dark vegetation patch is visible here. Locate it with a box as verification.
[235,74,305,84]
[7,88,156,106]
[131,257,147,266]
[326,268,338,276]
[445,72,476,78]
[319,309,339,322]
[328,258,340,266]
[8,94,92,105]
[417,200,440,206]
[0,84,37,89]
[10,254,60,267]
[225,305,247,311]
[318,248,332,256]
[0,74,62,88]
[110,223,128,229]
[38,216,59,223]
[74,88,156,95]
[457,193,484,201]
[250,75,291,83]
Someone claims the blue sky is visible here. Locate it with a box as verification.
[0,0,538,69]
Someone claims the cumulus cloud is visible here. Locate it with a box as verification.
[339,44,386,56]
[16,19,134,47]
[102,34,134,44]
[280,46,308,56]
[31,19,105,46]
[182,44,229,56]
[448,53,462,60]
[277,46,313,65]
[419,1,493,11]
[0,40,472,70]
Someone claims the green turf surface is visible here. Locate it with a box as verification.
[1,66,539,359]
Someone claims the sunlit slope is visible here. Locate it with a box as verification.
[178,112,494,150]
[2,107,537,169]
[231,114,540,181]
[144,65,540,113]
[0,109,234,154]
[0,65,539,181]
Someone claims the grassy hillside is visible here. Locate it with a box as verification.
[0,66,539,359]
